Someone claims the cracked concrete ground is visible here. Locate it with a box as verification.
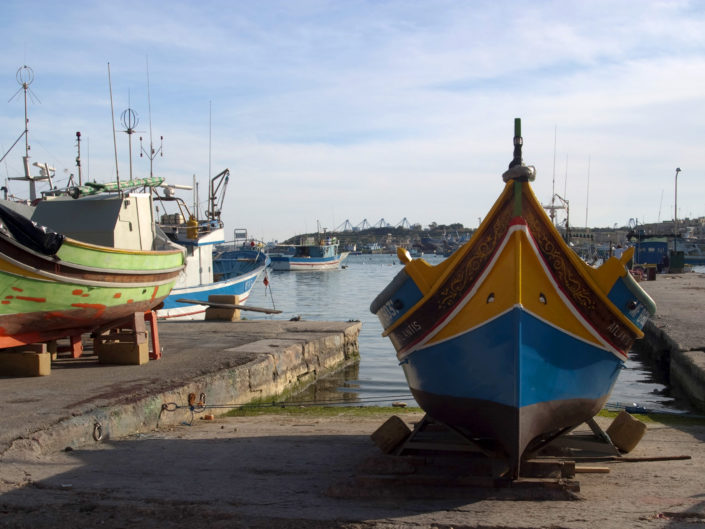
[1,411,704,529]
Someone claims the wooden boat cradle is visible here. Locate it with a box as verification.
[1,310,162,377]
[353,414,625,497]
[91,310,162,360]
[395,414,620,460]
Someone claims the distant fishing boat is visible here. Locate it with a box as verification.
[155,170,267,319]
[370,119,656,478]
[269,229,349,271]
[213,244,270,281]
[213,230,270,281]
[675,239,705,266]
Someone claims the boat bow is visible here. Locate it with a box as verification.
[370,119,656,477]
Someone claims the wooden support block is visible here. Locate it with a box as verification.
[47,340,58,360]
[606,410,647,453]
[371,415,411,454]
[205,295,241,321]
[0,350,51,376]
[93,313,152,365]
[132,315,147,344]
[96,341,149,365]
[144,311,161,360]
[58,335,84,358]
[208,294,242,304]
[523,459,576,479]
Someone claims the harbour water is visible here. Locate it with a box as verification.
[246,253,695,412]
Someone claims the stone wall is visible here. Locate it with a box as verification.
[637,320,705,412]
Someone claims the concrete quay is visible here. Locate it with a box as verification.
[639,272,705,412]
[0,319,361,457]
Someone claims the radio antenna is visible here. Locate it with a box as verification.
[139,55,163,177]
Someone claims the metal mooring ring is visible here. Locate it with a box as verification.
[93,422,104,442]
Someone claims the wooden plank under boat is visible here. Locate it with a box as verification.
[370,119,656,478]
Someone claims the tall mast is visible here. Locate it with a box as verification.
[551,125,557,225]
[147,56,154,177]
[108,62,120,187]
[75,131,82,185]
[674,167,681,251]
[584,155,590,228]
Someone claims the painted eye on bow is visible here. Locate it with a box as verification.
[627,300,638,311]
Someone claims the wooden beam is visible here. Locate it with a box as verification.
[175,298,282,314]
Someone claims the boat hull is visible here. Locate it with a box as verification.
[269,254,346,271]
[0,234,184,348]
[371,178,655,476]
[213,248,270,280]
[157,265,265,320]
[401,306,621,465]
[0,293,170,348]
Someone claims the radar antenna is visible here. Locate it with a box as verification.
[120,107,140,182]
[1,66,51,201]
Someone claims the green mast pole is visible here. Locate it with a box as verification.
[512,118,523,216]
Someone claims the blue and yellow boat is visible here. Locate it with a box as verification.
[370,119,655,477]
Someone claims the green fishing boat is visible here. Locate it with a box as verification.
[0,65,185,349]
[0,195,185,349]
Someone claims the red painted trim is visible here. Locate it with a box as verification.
[15,296,46,303]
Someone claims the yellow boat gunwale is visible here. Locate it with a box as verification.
[382,181,645,344]
[64,236,184,257]
[382,182,516,338]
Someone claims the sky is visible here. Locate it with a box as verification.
[1,0,704,242]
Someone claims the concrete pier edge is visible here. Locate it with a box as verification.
[640,319,705,412]
[638,273,705,413]
[1,321,361,458]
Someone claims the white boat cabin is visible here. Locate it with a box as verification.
[31,193,167,251]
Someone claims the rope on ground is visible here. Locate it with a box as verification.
[156,391,418,427]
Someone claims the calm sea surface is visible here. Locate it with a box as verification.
[245,253,699,413]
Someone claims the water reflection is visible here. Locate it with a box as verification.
[282,363,362,406]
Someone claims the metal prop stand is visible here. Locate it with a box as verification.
[545,417,620,457]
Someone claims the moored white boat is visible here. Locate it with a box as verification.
[154,170,267,320]
[269,234,348,271]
